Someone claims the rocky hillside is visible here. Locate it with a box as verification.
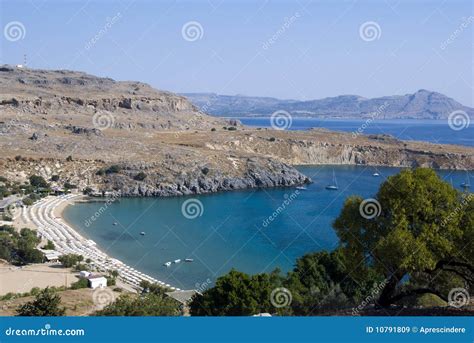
[183,90,474,119]
[0,65,226,130]
[0,66,473,197]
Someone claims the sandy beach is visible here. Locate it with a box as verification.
[15,194,181,292]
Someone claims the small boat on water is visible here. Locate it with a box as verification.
[372,172,380,177]
[185,258,194,262]
[460,172,471,189]
[296,186,307,191]
[113,222,118,226]
[163,262,171,267]
[140,232,146,236]
[174,259,181,264]
[325,170,339,190]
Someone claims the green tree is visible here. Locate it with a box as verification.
[29,175,49,188]
[333,168,473,307]
[59,254,83,268]
[17,288,65,316]
[284,249,382,315]
[41,240,55,250]
[189,269,282,316]
[95,293,180,316]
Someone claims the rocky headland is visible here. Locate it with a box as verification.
[0,66,473,197]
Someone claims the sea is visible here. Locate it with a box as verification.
[63,165,472,290]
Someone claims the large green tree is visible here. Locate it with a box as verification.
[190,269,283,316]
[333,168,473,307]
[95,293,181,316]
[17,288,65,316]
[285,249,382,315]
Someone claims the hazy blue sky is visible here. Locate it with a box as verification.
[1,0,473,105]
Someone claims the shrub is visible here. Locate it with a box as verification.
[70,278,89,290]
[133,172,147,181]
[41,240,55,250]
[17,288,65,316]
[2,214,13,221]
[59,254,83,268]
[22,198,34,206]
[105,165,121,174]
[29,175,49,188]
[64,182,77,190]
[227,126,237,131]
[50,175,60,182]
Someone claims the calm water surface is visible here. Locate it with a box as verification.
[63,166,472,289]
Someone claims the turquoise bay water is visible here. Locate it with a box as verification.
[237,118,474,147]
[63,166,472,289]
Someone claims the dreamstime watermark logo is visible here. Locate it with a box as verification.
[262,190,299,228]
[4,21,26,42]
[92,288,115,310]
[262,12,301,50]
[195,278,213,293]
[181,198,204,219]
[352,279,388,315]
[448,288,470,308]
[92,111,115,130]
[270,287,292,308]
[440,16,474,50]
[359,198,381,219]
[85,12,122,50]
[448,110,470,131]
[181,21,204,42]
[359,21,381,42]
[270,110,292,130]
[84,194,119,227]
[352,102,389,138]
[441,193,472,228]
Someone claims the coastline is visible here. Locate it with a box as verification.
[20,194,183,292]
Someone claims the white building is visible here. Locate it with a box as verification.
[79,270,91,278]
[87,276,107,289]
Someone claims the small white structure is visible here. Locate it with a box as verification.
[40,250,62,263]
[79,270,91,278]
[87,276,107,289]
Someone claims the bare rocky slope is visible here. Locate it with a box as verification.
[0,66,473,197]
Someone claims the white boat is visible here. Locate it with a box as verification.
[296,186,307,190]
[325,170,339,190]
[372,172,380,177]
[174,259,181,264]
[113,222,118,226]
[163,262,171,267]
[140,231,146,236]
[460,171,471,189]
[185,258,194,262]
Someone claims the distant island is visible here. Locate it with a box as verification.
[182,90,474,120]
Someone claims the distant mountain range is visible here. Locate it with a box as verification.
[182,90,474,120]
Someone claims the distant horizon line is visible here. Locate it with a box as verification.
[2,63,471,108]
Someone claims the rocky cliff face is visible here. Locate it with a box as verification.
[0,65,226,131]
[0,66,472,198]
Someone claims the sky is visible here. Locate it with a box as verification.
[0,0,473,106]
